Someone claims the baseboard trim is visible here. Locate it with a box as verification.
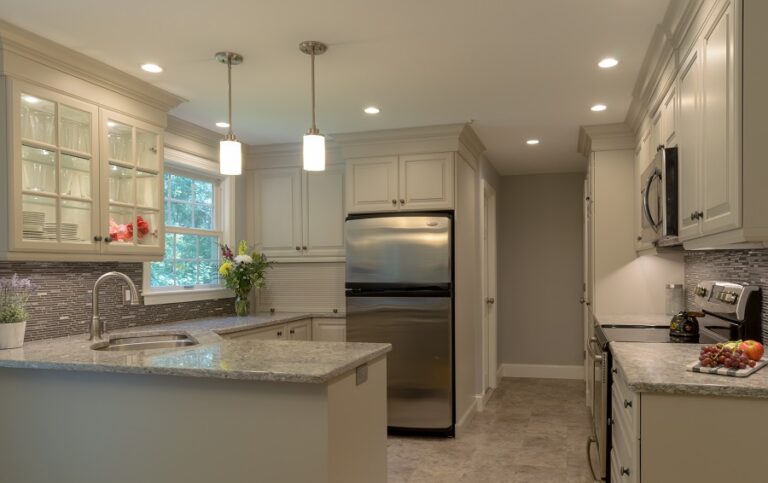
[474,387,495,413]
[455,398,478,437]
[501,363,584,380]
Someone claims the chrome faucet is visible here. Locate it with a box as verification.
[90,271,139,341]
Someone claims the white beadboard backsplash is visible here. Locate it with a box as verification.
[256,262,346,313]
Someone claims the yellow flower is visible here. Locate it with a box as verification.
[237,240,248,256]
[218,261,233,275]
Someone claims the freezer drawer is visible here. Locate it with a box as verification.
[346,295,453,430]
[345,215,451,286]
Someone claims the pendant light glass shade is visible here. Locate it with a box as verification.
[219,137,242,175]
[300,41,328,172]
[303,133,326,171]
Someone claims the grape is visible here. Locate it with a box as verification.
[749,360,756,368]
[739,363,746,369]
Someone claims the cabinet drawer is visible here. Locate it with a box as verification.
[612,367,638,429]
[610,440,637,483]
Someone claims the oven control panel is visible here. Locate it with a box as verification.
[694,281,759,321]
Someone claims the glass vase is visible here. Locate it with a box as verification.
[234,294,250,317]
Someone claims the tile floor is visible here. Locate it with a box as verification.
[388,378,595,483]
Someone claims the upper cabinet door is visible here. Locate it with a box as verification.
[398,152,455,211]
[254,167,303,258]
[99,109,164,257]
[346,156,398,213]
[700,0,740,236]
[660,85,677,147]
[677,46,703,241]
[303,164,345,257]
[11,81,101,255]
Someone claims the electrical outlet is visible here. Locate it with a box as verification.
[123,289,132,305]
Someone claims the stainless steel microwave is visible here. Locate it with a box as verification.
[640,146,679,246]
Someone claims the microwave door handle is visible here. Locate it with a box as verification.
[643,169,662,230]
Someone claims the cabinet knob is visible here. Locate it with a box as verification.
[399,199,406,205]
[93,235,103,242]
[637,236,642,241]
[486,297,495,305]
[391,199,397,205]
[290,329,295,335]
[302,246,307,251]
[277,331,283,337]
[104,236,112,244]
[623,399,632,409]
[690,211,703,221]
[621,467,630,477]
[295,246,301,251]
[657,144,665,152]
[612,368,618,375]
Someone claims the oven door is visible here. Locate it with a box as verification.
[587,337,607,481]
[640,153,663,245]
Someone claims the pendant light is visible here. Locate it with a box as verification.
[215,51,244,175]
[300,41,328,171]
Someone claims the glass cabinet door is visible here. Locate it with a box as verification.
[101,109,163,255]
[15,83,99,253]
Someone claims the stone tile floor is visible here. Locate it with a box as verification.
[388,378,595,483]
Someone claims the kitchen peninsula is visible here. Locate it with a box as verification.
[0,314,390,483]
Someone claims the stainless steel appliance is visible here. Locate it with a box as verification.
[586,281,762,481]
[640,146,679,246]
[345,213,454,436]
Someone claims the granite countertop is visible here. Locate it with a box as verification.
[0,312,391,384]
[611,342,768,399]
[595,313,673,327]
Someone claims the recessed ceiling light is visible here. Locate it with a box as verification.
[591,104,607,112]
[215,122,230,128]
[364,106,381,114]
[21,95,40,104]
[526,139,540,145]
[141,63,163,73]
[598,57,619,69]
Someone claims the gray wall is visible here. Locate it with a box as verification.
[498,173,584,366]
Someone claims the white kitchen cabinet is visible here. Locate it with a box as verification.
[312,318,346,342]
[346,152,455,213]
[346,156,399,213]
[287,319,311,341]
[3,79,164,260]
[660,85,677,147]
[223,324,287,341]
[611,367,640,483]
[677,45,703,241]
[634,130,654,252]
[699,0,739,237]
[253,165,343,261]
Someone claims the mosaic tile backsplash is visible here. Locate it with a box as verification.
[0,262,235,341]
[685,249,768,343]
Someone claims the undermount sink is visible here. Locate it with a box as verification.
[91,333,199,352]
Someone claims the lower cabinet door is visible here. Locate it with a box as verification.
[225,325,286,341]
[312,318,346,342]
[287,319,311,341]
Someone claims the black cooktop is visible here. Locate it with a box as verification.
[598,324,726,347]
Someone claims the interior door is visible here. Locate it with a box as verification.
[346,295,452,430]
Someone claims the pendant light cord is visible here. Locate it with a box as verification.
[310,51,317,132]
[227,55,233,137]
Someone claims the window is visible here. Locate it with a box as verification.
[150,171,221,288]
[142,148,234,305]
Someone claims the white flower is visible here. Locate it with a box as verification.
[234,254,253,264]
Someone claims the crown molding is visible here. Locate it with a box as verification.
[458,123,487,161]
[330,123,467,146]
[578,123,635,156]
[166,115,221,147]
[0,19,186,112]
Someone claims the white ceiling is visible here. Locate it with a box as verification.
[0,0,670,175]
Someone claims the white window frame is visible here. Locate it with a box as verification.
[142,148,235,305]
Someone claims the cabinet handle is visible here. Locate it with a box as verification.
[295,246,301,251]
[623,399,632,409]
[391,199,397,205]
[104,236,112,244]
[621,467,630,477]
[93,236,103,242]
[399,199,406,205]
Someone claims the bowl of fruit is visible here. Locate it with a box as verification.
[689,340,766,377]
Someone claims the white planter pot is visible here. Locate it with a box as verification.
[0,321,27,349]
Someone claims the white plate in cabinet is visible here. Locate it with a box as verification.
[312,318,346,342]
[346,156,399,213]
[399,153,454,211]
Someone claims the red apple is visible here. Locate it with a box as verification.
[738,340,764,361]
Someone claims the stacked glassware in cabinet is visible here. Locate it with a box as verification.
[104,114,162,250]
[18,91,97,249]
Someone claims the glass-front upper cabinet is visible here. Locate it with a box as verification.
[12,81,100,253]
[100,109,164,256]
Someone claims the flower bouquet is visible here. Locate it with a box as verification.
[0,274,34,349]
[219,241,273,316]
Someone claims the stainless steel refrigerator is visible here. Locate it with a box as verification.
[345,213,454,436]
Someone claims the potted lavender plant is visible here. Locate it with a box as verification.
[0,274,33,349]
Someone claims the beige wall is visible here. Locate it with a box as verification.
[498,173,584,366]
